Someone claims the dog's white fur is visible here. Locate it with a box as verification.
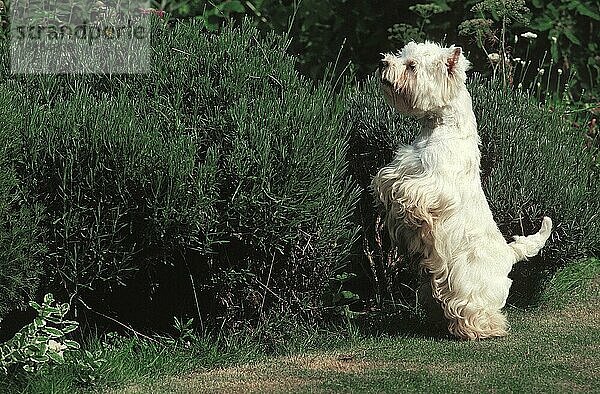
[372,42,552,340]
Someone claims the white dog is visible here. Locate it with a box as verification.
[372,42,552,340]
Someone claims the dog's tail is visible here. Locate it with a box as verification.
[509,216,552,263]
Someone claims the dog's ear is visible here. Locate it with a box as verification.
[446,47,462,74]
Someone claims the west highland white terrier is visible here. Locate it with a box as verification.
[372,42,552,340]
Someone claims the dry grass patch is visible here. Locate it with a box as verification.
[116,365,319,394]
[280,353,387,373]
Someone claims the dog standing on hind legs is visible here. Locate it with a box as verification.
[371,42,553,340]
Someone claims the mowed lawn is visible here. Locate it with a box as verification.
[113,283,599,394]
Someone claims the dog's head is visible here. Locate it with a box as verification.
[377,42,470,116]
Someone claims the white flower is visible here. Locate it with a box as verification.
[518,83,523,89]
[551,36,557,43]
[521,61,526,66]
[48,339,66,356]
[521,32,538,39]
[515,35,519,44]
[513,57,521,62]
[488,53,501,63]
[557,69,563,75]
[537,68,545,75]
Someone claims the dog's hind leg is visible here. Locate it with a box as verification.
[509,216,552,263]
[448,307,509,340]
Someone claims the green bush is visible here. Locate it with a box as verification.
[472,77,600,301]
[154,21,360,324]
[11,87,219,305]
[0,86,46,321]
[0,20,359,327]
[347,75,600,306]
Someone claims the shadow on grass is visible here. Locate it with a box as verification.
[353,305,453,341]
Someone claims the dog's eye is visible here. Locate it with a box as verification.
[406,62,416,71]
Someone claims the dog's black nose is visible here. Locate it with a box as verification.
[379,59,389,71]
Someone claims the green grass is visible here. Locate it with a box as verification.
[115,291,599,393]
[2,261,599,394]
[540,258,600,306]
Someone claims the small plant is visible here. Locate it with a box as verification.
[322,272,361,319]
[459,0,531,87]
[0,294,80,373]
[528,0,600,103]
[167,317,196,347]
[73,349,106,386]
[388,2,449,44]
[459,0,600,109]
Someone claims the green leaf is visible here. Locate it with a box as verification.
[61,324,78,334]
[219,1,245,13]
[340,290,359,300]
[44,315,62,324]
[530,15,553,31]
[576,3,600,20]
[38,343,48,355]
[43,294,54,304]
[64,340,81,350]
[30,354,49,363]
[563,29,581,45]
[59,303,70,315]
[42,327,63,338]
[41,306,61,316]
[47,350,65,364]
[333,272,356,283]
[33,317,46,329]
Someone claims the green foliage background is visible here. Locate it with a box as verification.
[160,0,600,104]
[0,2,597,335]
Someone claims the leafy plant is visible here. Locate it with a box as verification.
[388,2,449,45]
[0,294,80,374]
[528,0,600,102]
[322,272,362,319]
[161,317,196,347]
[459,0,531,87]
